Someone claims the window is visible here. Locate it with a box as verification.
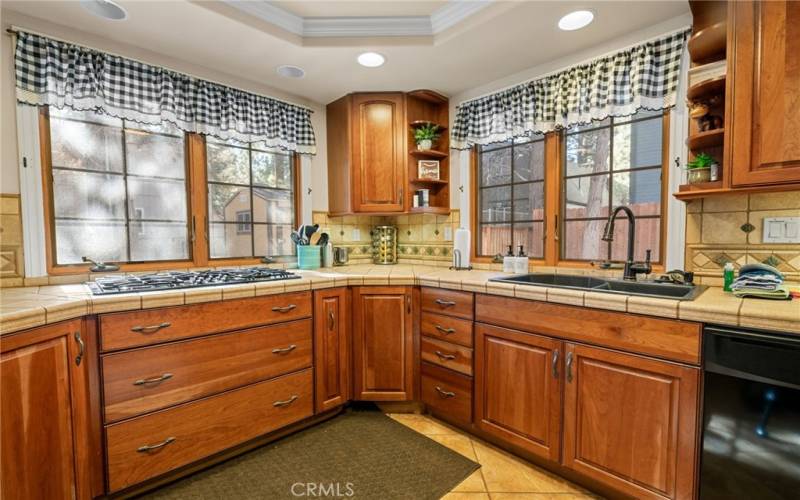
[206,139,296,259]
[562,110,664,262]
[47,107,189,264]
[476,136,546,258]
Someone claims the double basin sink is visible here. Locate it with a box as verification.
[490,273,707,301]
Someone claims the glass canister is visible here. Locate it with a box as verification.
[371,226,398,265]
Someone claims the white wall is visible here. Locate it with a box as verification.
[0,9,329,214]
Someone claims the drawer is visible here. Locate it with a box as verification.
[476,294,702,365]
[102,319,312,423]
[421,288,474,320]
[421,336,473,376]
[421,362,473,424]
[105,368,313,492]
[421,312,473,347]
[100,292,312,351]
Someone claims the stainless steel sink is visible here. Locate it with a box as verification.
[490,273,707,301]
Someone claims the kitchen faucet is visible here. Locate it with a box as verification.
[601,206,652,281]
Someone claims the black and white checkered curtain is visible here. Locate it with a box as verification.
[451,28,690,149]
[14,31,316,154]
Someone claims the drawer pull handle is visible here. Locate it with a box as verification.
[435,386,456,398]
[552,349,559,379]
[435,350,456,361]
[133,373,173,386]
[131,322,171,334]
[272,345,297,355]
[273,395,299,407]
[434,325,456,335]
[137,437,176,453]
[566,352,574,383]
[74,332,84,366]
[434,299,456,308]
[272,304,297,313]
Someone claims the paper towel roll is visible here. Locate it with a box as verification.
[453,228,471,269]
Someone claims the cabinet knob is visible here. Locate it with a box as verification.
[435,350,456,361]
[133,373,173,386]
[435,299,456,308]
[272,304,297,313]
[552,349,559,379]
[435,386,456,398]
[434,325,456,335]
[131,322,171,334]
[73,331,84,366]
[271,345,297,355]
[137,437,176,453]
[273,395,299,407]
[566,352,574,383]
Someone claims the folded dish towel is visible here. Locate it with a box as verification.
[731,263,790,300]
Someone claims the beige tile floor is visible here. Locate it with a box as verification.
[387,413,602,500]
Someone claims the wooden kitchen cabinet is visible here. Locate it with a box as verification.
[728,0,800,186]
[474,323,562,462]
[327,92,406,213]
[1,319,97,500]
[351,286,414,400]
[314,288,351,412]
[562,343,700,500]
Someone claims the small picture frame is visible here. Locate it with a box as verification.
[417,160,440,180]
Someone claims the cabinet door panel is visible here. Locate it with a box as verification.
[314,288,351,412]
[563,343,699,500]
[352,286,413,400]
[475,323,562,462]
[351,94,405,212]
[730,0,800,186]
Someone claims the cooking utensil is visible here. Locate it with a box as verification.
[316,233,329,246]
[305,224,319,242]
[309,232,322,246]
[291,233,304,246]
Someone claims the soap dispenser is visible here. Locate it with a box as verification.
[503,245,515,273]
[514,245,529,273]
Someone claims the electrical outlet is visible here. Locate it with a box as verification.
[443,226,453,241]
[763,217,800,243]
[352,228,361,241]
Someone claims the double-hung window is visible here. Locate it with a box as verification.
[47,107,189,265]
[476,135,546,258]
[206,139,296,259]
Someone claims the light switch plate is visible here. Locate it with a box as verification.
[762,217,800,243]
[352,228,360,241]
[443,226,453,241]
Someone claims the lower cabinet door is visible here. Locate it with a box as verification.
[351,286,414,401]
[105,369,313,492]
[314,288,351,412]
[474,323,562,462]
[562,343,700,500]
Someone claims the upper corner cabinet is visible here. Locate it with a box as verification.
[728,0,800,187]
[326,90,450,215]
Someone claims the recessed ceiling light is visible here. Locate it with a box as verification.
[357,52,385,68]
[276,65,305,79]
[558,10,594,31]
[80,0,127,20]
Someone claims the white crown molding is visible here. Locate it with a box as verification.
[221,0,490,38]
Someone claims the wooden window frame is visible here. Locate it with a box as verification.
[39,107,302,275]
[471,112,669,272]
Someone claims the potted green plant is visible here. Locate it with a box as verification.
[686,152,718,184]
[414,123,440,151]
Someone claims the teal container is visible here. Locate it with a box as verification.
[297,245,321,270]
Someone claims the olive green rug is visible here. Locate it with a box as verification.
[141,405,479,499]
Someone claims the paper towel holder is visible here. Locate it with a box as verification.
[450,249,473,271]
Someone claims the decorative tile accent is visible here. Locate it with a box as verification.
[740,222,755,233]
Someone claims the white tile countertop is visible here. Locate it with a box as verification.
[1,265,798,336]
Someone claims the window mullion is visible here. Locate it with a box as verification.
[121,126,132,262]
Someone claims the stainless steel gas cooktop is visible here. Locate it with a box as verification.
[87,268,301,295]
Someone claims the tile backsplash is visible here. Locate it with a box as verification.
[685,190,800,285]
[313,210,461,264]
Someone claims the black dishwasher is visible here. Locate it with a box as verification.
[700,327,800,500]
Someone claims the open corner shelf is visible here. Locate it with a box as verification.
[687,128,725,150]
[409,206,450,215]
[410,178,448,186]
[410,120,448,131]
[674,180,725,200]
[688,21,727,63]
[410,149,448,159]
[687,76,726,101]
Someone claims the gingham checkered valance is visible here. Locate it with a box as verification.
[451,28,690,150]
[14,31,316,154]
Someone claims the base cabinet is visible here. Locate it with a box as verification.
[474,323,562,462]
[314,288,351,412]
[562,343,700,500]
[352,286,414,401]
[1,319,94,500]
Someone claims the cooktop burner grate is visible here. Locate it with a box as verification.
[87,268,301,295]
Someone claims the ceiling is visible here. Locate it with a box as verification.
[2,1,690,105]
